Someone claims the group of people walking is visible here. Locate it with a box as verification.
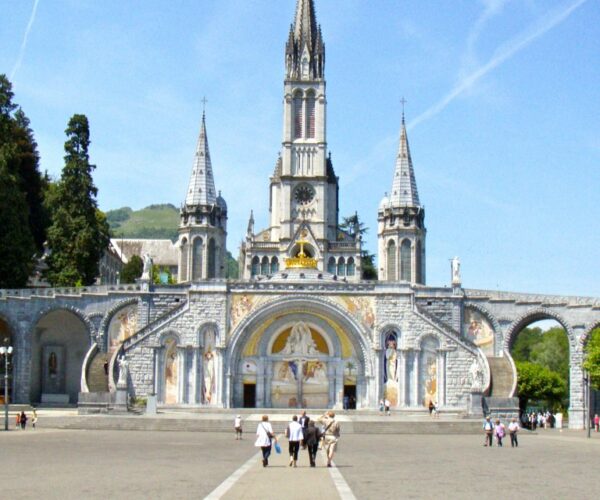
[14,409,37,430]
[253,410,340,468]
[483,416,520,447]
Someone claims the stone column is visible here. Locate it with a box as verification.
[335,359,344,409]
[153,347,161,401]
[438,350,447,407]
[327,360,336,408]
[256,357,265,408]
[569,348,585,429]
[413,349,420,407]
[399,349,408,407]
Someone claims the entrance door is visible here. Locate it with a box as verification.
[344,385,356,409]
[243,384,256,408]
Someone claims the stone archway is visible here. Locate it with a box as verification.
[227,297,372,409]
[30,309,91,404]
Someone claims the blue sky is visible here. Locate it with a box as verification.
[2,0,599,296]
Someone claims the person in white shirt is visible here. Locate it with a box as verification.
[234,414,243,440]
[255,415,275,467]
[508,418,520,448]
[286,415,304,467]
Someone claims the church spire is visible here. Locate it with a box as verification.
[285,0,325,80]
[390,118,421,208]
[185,111,217,207]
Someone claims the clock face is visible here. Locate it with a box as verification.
[294,184,315,205]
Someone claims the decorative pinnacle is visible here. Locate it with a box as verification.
[400,97,407,124]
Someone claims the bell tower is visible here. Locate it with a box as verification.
[377,113,426,284]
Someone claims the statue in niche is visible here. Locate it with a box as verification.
[282,322,317,356]
[48,352,58,378]
[469,358,484,392]
[203,349,215,404]
[384,336,398,383]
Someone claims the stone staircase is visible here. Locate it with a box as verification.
[86,352,109,393]
[486,356,515,397]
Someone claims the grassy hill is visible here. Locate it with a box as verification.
[107,204,179,241]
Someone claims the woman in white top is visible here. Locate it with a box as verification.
[255,415,275,467]
[286,415,304,467]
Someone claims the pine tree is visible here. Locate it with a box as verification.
[0,74,37,287]
[45,114,110,286]
[339,213,378,280]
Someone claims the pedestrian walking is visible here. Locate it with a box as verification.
[286,415,304,467]
[15,413,20,430]
[483,416,494,447]
[594,414,599,432]
[234,414,243,440]
[494,419,505,447]
[32,409,38,430]
[508,418,519,447]
[304,421,322,467]
[299,410,309,448]
[255,415,275,467]
[428,401,435,415]
[20,411,28,430]
[317,411,340,467]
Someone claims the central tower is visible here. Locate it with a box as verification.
[240,0,362,280]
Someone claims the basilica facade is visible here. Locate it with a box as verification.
[1,0,599,428]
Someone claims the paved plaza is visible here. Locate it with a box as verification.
[1,427,598,499]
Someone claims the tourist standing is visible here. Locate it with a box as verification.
[494,419,505,447]
[318,411,340,467]
[20,411,28,430]
[508,418,520,447]
[304,421,322,467]
[234,414,243,440]
[286,415,304,467]
[483,416,494,447]
[32,409,38,430]
[255,415,275,467]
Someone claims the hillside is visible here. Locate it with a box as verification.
[107,204,179,241]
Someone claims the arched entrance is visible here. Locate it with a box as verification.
[228,298,372,409]
[30,309,91,404]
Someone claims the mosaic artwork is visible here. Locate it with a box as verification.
[203,327,216,404]
[464,308,494,356]
[107,305,138,355]
[271,360,299,408]
[420,348,437,407]
[164,338,178,405]
[340,296,375,332]
[383,333,399,406]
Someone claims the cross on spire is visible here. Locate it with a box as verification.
[201,96,208,116]
[400,97,407,123]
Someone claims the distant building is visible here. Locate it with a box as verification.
[111,239,179,279]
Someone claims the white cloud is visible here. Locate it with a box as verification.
[10,0,40,81]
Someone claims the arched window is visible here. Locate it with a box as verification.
[251,256,260,277]
[415,240,422,284]
[337,257,346,276]
[387,240,396,280]
[305,90,316,139]
[327,256,336,274]
[180,238,188,281]
[400,239,411,282]
[261,256,270,275]
[293,91,303,139]
[270,256,279,274]
[192,237,203,280]
[207,239,216,279]
[346,257,355,276]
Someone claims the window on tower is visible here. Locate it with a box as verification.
[306,90,316,139]
[293,91,303,139]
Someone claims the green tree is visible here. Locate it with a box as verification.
[0,74,37,287]
[226,251,239,279]
[120,255,143,284]
[339,213,377,280]
[0,159,35,287]
[515,361,567,412]
[45,114,110,286]
[584,328,600,390]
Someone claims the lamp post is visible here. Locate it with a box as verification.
[0,345,13,431]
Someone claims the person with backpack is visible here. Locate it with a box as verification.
[317,411,340,467]
[483,416,494,447]
[285,415,304,467]
[494,419,506,447]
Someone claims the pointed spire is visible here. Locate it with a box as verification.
[185,111,217,207]
[285,0,324,80]
[247,210,255,235]
[390,117,421,208]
